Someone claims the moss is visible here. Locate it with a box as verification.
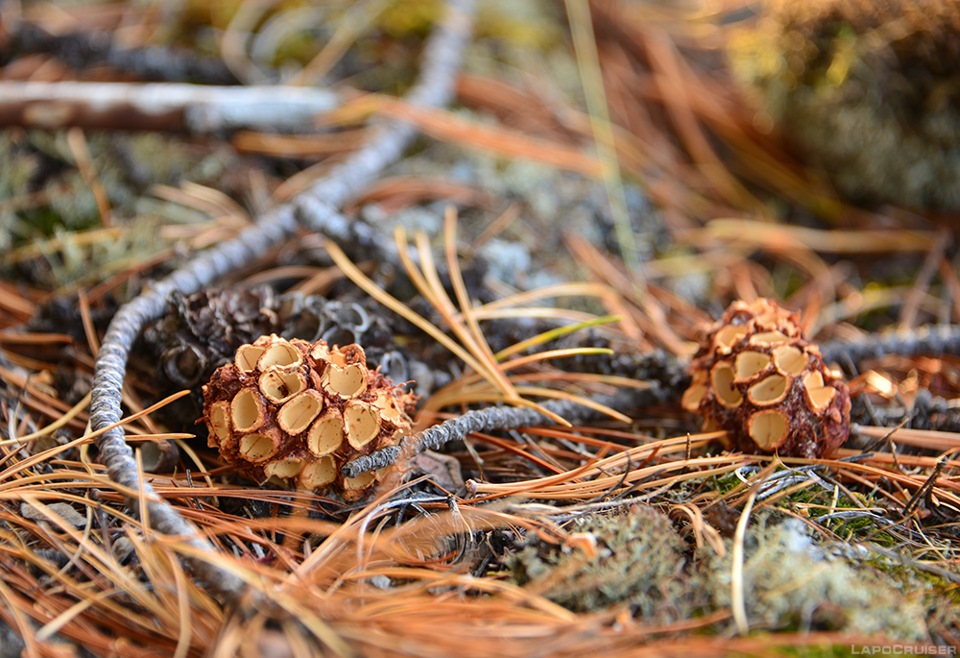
[713,471,747,495]
[0,132,94,251]
[827,515,895,545]
[379,0,442,39]
[119,132,233,191]
[475,0,563,50]
[727,0,960,210]
[862,552,960,637]
[1,128,239,288]
[504,504,929,639]
[771,644,867,658]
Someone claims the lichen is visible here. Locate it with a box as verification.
[704,516,928,640]
[727,0,960,210]
[507,505,698,620]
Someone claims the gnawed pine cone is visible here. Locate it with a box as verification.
[202,334,416,500]
[682,299,850,458]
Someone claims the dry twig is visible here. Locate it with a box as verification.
[0,81,341,132]
[7,21,238,84]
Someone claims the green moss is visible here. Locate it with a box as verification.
[727,2,960,210]
[503,502,930,640]
[714,472,746,495]
[379,0,441,39]
[0,132,86,251]
[827,515,894,546]
[475,0,563,50]
[1,129,236,288]
[770,265,809,304]
[862,552,960,635]
[271,31,321,67]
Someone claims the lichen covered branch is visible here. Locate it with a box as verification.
[8,21,238,84]
[820,323,960,368]
[341,321,960,477]
[0,81,341,132]
[88,0,475,602]
[340,388,663,478]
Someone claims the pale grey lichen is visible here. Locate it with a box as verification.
[507,505,696,620]
[505,509,929,639]
[705,516,928,639]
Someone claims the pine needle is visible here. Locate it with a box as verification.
[565,0,640,270]
[494,315,621,361]
[325,238,495,383]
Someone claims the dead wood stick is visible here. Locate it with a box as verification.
[820,324,960,367]
[343,322,960,477]
[0,81,341,133]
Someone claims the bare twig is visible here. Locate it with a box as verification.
[342,322,960,477]
[900,455,948,519]
[341,386,666,478]
[899,228,952,329]
[88,0,475,603]
[0,81,340,133]
[343,400,589,478]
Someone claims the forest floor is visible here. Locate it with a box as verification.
[0,1,958,656]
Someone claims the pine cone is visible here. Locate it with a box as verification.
[202,334,417,500]
[682,299,850,458]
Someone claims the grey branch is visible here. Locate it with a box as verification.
[341,403,585,478]
[820,324,960,367]
[0,81,341,133]
[87,0,474,603]
[340,385,670,478]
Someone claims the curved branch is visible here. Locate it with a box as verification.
[88,0,475,603]
[343,324,960,478]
